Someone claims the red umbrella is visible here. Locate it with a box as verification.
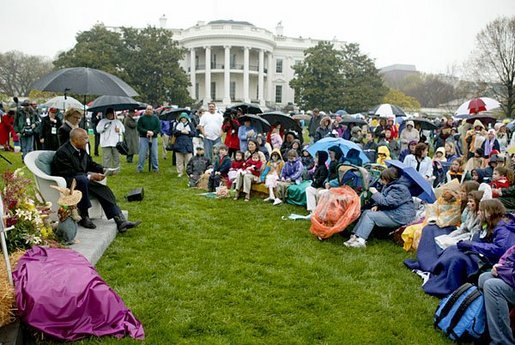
[468,98,487,113]
[455,97,500,115]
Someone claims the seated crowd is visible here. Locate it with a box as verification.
[3,99,515,344]
[185,109,515,345]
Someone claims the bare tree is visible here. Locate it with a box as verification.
[471,16,515,117]
[0,51,53,97]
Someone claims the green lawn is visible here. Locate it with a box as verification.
[1,148,451,344]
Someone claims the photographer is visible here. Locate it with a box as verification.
[14,100,39,159]
[96,107,125,170]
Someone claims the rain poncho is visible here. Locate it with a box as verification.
[376,145,391,166]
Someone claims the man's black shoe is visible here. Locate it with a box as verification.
[117,220,141,233]
[78,216,96,229]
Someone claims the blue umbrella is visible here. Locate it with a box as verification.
[336,109,348,115]
[385,160,436,203]
[306,137,369,165]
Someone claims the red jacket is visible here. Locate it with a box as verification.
[491,177,510,198]
[231,160,244,170]
[222,119,240,150]
[243,158,263,177]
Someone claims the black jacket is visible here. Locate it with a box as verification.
[51,141,103,186]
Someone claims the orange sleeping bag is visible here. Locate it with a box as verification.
[309,186,361,239]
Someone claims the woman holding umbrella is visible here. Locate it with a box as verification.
[344,167,416,248]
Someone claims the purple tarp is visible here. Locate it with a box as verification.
[13,246,144,341]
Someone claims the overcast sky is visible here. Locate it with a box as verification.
[2,0,514,74]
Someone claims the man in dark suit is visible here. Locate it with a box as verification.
[51,128,141,232]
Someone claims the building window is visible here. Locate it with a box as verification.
[195,83,199,100]
[230,54,236,68]
[276,59,283,73]
[275,85,282,103]
[256,85,259,100]
[211,53,217,69]
[230,82,236,100]
[211,82,216,101]
[195,55,199,69]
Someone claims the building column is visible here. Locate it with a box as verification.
[267,52,273,105]
[223,45,231,105]
[190,48,196,100]
[243,46,250,104]
[258,49,265,107]
[204,46,211,104]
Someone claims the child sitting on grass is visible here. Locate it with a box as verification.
[490,166,513,198]
[261,149,284,203]
[275,149,304,205]
[208,144,231,192]
[186,146,212,187]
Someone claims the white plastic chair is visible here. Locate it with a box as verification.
[24,150,104,220]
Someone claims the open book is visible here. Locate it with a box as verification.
[103,167,120,176]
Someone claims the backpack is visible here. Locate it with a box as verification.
[434,283,486,342]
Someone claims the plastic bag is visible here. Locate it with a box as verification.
[309,186,361,239]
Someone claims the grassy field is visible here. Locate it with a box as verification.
[1,148,452,345]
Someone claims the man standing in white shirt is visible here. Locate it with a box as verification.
[96,107,125,171]
[199,102,223,161]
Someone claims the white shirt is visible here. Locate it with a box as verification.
[96,118,125,147]
[403,154,433,180]
[199,112,223,140]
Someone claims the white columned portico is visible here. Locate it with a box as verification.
[223,45,231,105]
[267,52,273,104]
[243,46,250,103]
[258,49,265,107]
[190,48,196,100]
[204,46,211,104]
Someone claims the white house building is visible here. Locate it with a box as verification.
[166,19,346,109]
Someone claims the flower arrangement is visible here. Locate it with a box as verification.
[1,169,54,252]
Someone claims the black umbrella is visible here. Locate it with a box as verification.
[260,112,302,134]
[465,115,497,126]
[338,116,367,126]
[411,118,438,130]
[159,108,191,121]
[239,114,271,133]
[368,104,406,117]
[227,103,262,115]
[31,67,138,97]
[87,95,145,113]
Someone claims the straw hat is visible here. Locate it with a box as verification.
[50,179,83,206]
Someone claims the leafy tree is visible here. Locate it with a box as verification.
[290,42,345,111]
[383,89,420,111]
[0,51,53,96]
[121,26,192,106]
[290,42,386,113]
[470,16,515,117]
[403,74,457,108]
[339,43,387,113]
[53,24,126,78]
[52,24,192,107]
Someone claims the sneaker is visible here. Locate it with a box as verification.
[343,234,357,247]
[263,197,273,202]
[346,237,366,248]
[244,194,250,202]
[178,174,183,178]
[234,191,240,200]
[273,198,282,206]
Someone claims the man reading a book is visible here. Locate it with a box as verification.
[51,128,141,232]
